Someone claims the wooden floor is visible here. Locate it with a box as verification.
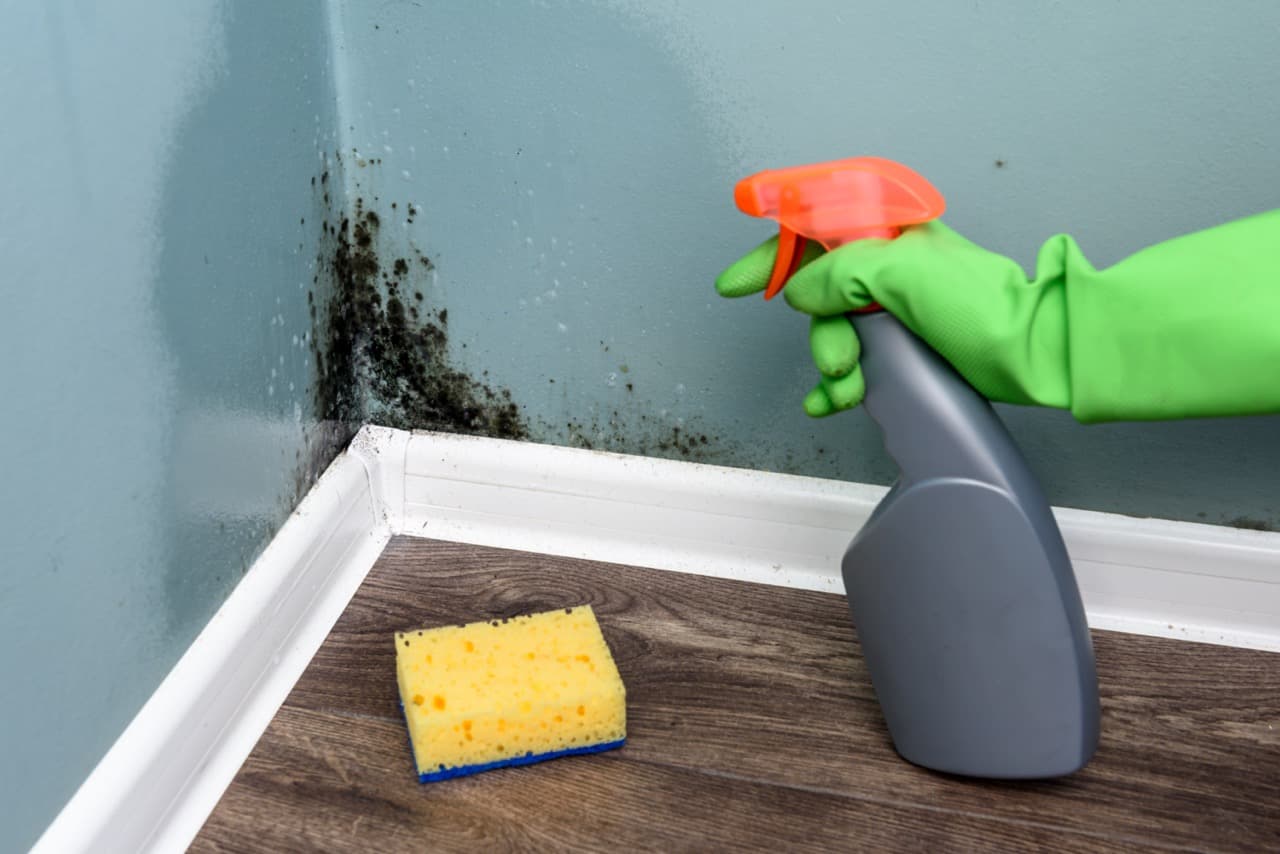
[195,537,1280,852]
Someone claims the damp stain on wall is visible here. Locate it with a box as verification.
[307,153,528,439]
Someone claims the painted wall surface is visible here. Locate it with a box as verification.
[0,2,342,848]
[330,0,1280,529]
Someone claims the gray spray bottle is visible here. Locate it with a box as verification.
[734,157,1100,779]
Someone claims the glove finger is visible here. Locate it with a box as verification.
[715,236,778,297]
[801,364,867,417]
[809,315,860,377]
[782,240,882,315]
[822,365,867,411]
[802,384,835,418]
[716,235,827,298]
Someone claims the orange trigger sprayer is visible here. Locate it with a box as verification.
[729,157,1100,780]
[733,156,945,302]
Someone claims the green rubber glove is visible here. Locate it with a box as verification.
[716,211,1280,423]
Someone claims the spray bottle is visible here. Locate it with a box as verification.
[734,157,1100,778]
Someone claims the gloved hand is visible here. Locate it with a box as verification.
[716,212,1280,423]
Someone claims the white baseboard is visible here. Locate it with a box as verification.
[34,426,1280,853]
[32,441,392,854]
[397,430,1280,651]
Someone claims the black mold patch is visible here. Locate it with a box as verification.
[559,410,724,462]
[1226,515,1275,532]
[309,177,527,439]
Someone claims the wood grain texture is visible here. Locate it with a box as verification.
[195,537,1280,853]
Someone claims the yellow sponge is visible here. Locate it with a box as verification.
[395,605,626,782]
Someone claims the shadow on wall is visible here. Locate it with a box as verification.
[152,2,343,637]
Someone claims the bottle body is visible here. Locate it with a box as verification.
[843,312,1100,778]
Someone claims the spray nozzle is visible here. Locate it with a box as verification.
[734,157,946,300]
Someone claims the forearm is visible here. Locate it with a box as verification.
[1065,209,1280,422]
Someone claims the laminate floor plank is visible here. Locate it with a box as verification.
[192,706,1166,854]
[194,537,1280,852]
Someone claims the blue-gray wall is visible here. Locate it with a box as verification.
[0,2,344,848]
[331,0,1280,529]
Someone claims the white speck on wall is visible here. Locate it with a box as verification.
[401,170,412,181]
[675,383,686,395]
[558,322,568,333]
[607,372,618,387]
[384,144,393,153]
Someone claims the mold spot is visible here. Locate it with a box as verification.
[310,189,528,440]
[559,413,726,463]
[412,245,435,270]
